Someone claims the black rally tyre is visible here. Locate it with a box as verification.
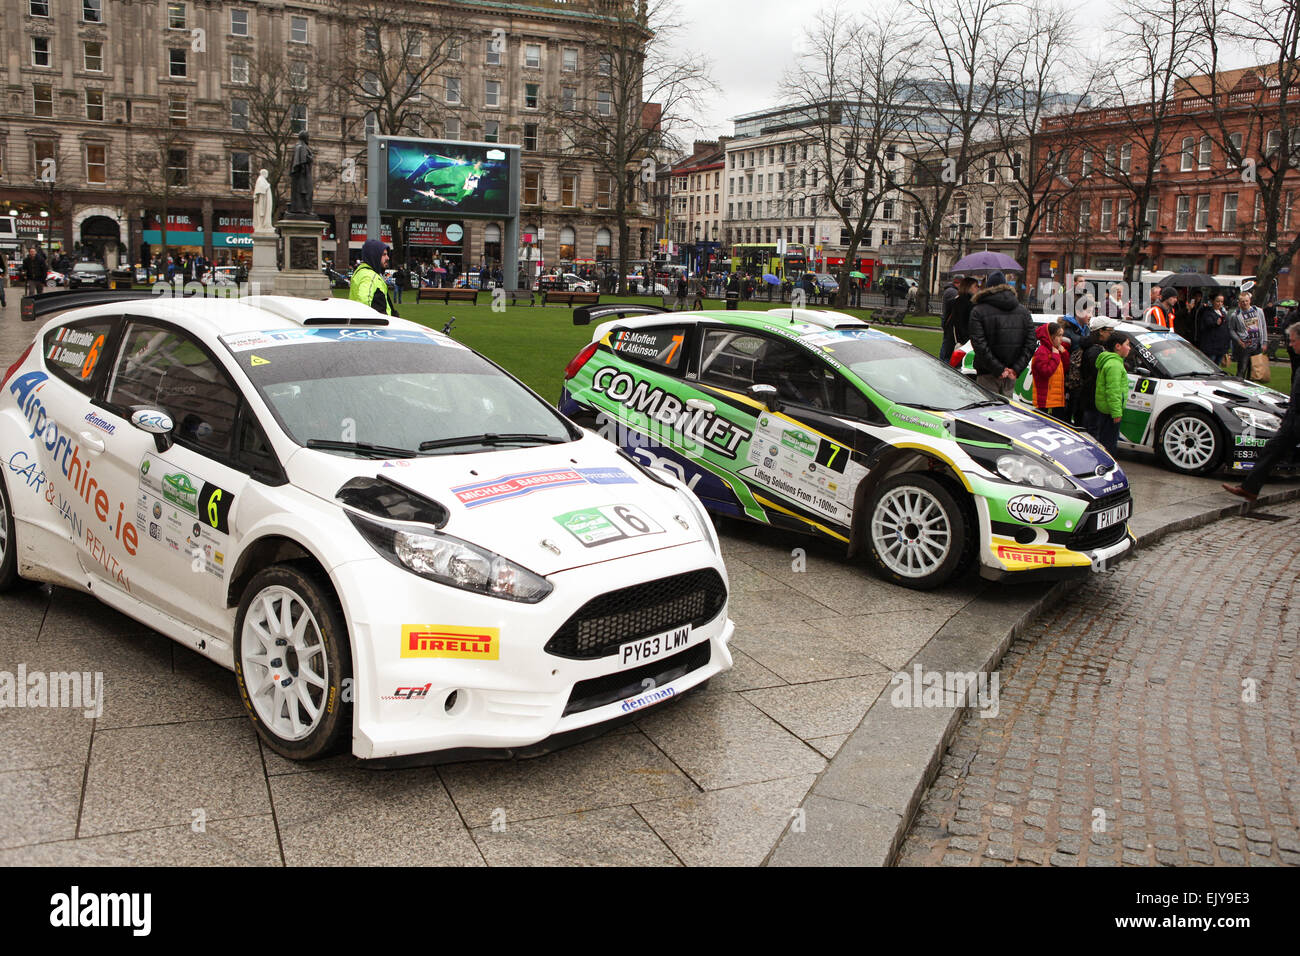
[0,473,20,592]
[233,564,352,760]
[864,473,970,590]
[1155,409,1224,476]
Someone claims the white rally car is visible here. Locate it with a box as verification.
[1,292,732,761]
[953,317,1295,476]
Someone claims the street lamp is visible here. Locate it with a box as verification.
[693,225,700,273]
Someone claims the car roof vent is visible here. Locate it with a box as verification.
[248,295,390,327]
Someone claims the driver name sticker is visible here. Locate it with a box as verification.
[554,504,664,547]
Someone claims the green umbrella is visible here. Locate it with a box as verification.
[849,271,867,279]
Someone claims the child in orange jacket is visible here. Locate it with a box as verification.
[1031,321,1069,420]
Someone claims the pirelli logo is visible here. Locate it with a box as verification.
[996,546,1056,567]
[401,625,500,660]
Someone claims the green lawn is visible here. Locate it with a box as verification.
[342,291,1293,399]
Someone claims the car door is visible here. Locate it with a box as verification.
[1121,336,1162,446]
[92,318,252,631]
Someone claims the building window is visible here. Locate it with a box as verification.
[290,16,308,44]
[445,76,460,104]
[597,176,612,209]
[1175,195,1190,231]
[364,111,377,137]
[958,201,968,225]
[85,88,104,121]
[523,170,539,204]
[290,103,307,133]
[363,26,379,54]
[882,199,894,220]
[231,151,251,190]
[33,83,53,117]
[598,53,611,75]
[523,123,538,151]
[84,40,103,72]
[1144,194,1158,228]
[563,47,578,71]
[231,97,248,130]
[231,54,249,84]
[289,62,309,90]
[85,144,106,184]
[484,120,499,143]
[1179,136,1194,171]
[1198,135,1212,169]
[597,91,612,116]
[444,116,459,139]
[985,157,996,183]
[167,148,188,187]
[486,33,502,65]
[168,94,187,127]
[230,9,249,36]
[82,0,102,24]
[32,37,51,68]
[1007,201,1020,237]
[559,86,577,112]
[1194,194,1210,231]
[1101,198,1113,232]
[1120,144,1131,174]
[1104,144,1116,173]
[1079,149,1092,177]
[1227,131,1242,163]
[30,1,49,16]
[1222,193,1237,231]
[169,48,187,78]
[561,173,577,206]
[485,80,500,108]
[167,2,186,29]
[1078,199,1090,231]
[525,43,541,68]
[525,82,539,109]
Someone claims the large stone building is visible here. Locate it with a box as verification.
[668,139,724,271]
[1,0,655,275]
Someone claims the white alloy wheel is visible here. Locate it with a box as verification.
[871,485,954,578]
[239,585,330,742]
[1159,412,1220,474]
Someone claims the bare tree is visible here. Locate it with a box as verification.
[543,0,712,292]
[1187,0,1300,304]
[780,5,923,307]
[231,51,313,219]
[892,0,1018,311]
[126,127,194,274]
[991,0,1100,299]
[1058,0,1197,283]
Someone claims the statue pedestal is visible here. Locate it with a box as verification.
[248,230,279,295]
[270,217,330,299]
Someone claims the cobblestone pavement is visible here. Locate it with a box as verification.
[897,499,1300,867]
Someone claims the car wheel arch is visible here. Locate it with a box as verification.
[225,534,330,609]
[1152,399,1223,451]
[847,447,972,558]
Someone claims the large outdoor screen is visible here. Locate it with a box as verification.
[384,140,513,217]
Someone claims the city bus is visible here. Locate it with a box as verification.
[729,243,779,275]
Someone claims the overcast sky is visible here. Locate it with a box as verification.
[662,0,1255,146]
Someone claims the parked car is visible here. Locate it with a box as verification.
[561,303,1133,589]
[624,275,670,296]
[67,262,109,289]
[875,275,917,297]
[1,292,733,760]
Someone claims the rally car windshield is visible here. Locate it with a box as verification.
[828,338,995,411]
[225,329,573,455]
[1137,333,1224,379]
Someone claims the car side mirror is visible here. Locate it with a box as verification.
[131,408,175,452]
[1135,367,1152,377]
[748,383,779,411]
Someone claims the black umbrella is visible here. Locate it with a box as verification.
[1154,272,1218,289]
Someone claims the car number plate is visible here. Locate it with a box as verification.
[1095,501,1131,530]
[618,624,692,669]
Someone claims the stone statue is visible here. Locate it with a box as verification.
[288,132,315,216]
[252,168,273,232]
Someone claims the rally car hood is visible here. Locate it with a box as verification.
[283,434,705,575]
[1170,377,1288,411]
[942,404,1127,497]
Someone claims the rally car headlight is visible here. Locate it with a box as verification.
[995,453,1075,493]
[1231,407,1281,433]
[347,512,552,603]
[678,487,718,554]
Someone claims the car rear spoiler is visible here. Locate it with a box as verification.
[573,302,671,326]
[21,288,159,323]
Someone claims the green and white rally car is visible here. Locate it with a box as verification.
[560,305,1134,589]
[952,318,1296,476]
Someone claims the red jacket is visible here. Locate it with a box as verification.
[1031,324,1069,409]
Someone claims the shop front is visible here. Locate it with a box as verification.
[348,217,394,265]
[404,219,464,275]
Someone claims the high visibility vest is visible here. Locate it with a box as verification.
[1144,304,1171,328]
[349,263,392,315]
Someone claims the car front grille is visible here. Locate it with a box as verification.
[1069,491,1132,552]
[544,568,727,660]
[562,642,711,716]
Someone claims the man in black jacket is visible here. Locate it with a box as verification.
[939,276,962,363]
[968,270,1037,397]
[1223,321,1300,503]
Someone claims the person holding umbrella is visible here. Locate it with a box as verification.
[1200,291,1232,366]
